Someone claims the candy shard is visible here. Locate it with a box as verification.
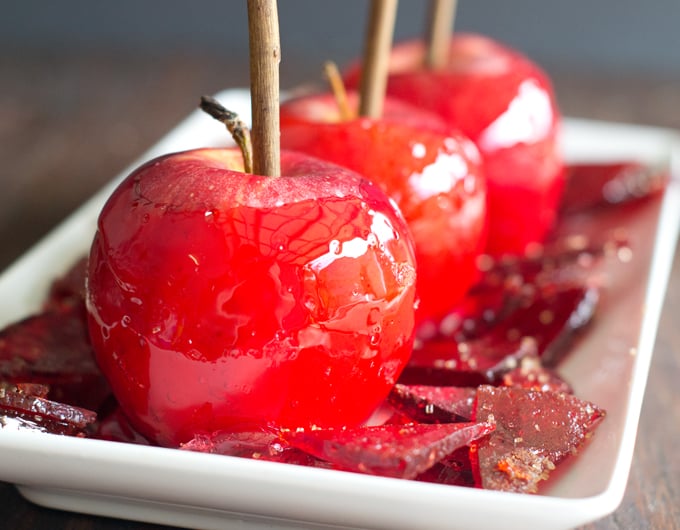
[561,162,668,214]
[527,284,600,365]
[471,385,605,493]
[388,384,477,422]
[501,356,573,394]
[43,257,88,311]
[283,422,494,480]
[95,406,153,445]
[431,273,528,342]
[401,334,537,387]
[181,427,327,467]
[0,302,110,410]
[415,446,475,487]
[0,381,97,436]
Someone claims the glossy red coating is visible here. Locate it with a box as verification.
[345,34,565,256]
[86,148,417,446]
[280,92,487,323]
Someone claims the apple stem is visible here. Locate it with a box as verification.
[358,0,399,119]
[199,96,254,174]
[425,0,457,70]
[324,61,354,121]
[247,0,281,177]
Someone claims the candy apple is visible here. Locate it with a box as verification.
[345,33,565,256]
[86,140,418,447]
[280,91,487,325]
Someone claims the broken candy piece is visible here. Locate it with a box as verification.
[0,302,110,410]
[431,273,528,342]
[405,280,598,387]
[501,355,573,394]
[400,332,537,387]
[471,385,605,493]
[507,283,599,366]
[43,257,88,312]
[283,422,494,480]
[0,381,97,436]
[432,226,624,347]
[561,161,668,215]
[95,406,152,445]
[181,428,327,467]
[415,446,475,487]
[388,384,477,423]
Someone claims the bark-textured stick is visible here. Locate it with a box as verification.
[425,0,457,69]
[247,0,281,176]
[324,61,353,121]
[358,0,399,119]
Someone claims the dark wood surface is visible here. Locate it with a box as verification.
[0,52,678,529]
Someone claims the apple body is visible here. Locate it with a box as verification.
[345,34,565,256]
[86,148,417,446]
[280,92,487,325]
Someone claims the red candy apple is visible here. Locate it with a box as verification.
[345,33,565,256]
[280,91,487,325]
[86,108,417,446]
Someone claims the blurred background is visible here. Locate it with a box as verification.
[3,0,679,78]
[0,0,679,269]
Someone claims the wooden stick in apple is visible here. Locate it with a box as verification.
[358,0,399,119]
[247,0,281,177]
[324,62,353,121]
[425,0,457,69]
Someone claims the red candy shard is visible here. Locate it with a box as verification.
[181,428,327,467]
[400,332,537,387]
[0,381,97,436]
[94,406,152,445]
[430,273,528,342]
[506,283,599,366]
[283,422,494,480]
[431,229,621,345]
[502,355,573,394]
[43,257,88,312]
[560,161,668,215]
[494,233,629,285]
[471,385,605,493]
[388,384,477,423]
[181,428,277,457]
[415,446,475,487]
[413,281,599,384]
[0,302,110,410]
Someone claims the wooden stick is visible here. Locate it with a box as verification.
[247,0,281,177]
[324,61,353,121]
[358,0,398,119]
[425,0,457,70]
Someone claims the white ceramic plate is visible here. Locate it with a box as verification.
[0,89,678,530]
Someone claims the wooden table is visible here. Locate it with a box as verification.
[0,52,678,529]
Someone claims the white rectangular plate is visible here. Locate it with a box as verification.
[0,89,678,530]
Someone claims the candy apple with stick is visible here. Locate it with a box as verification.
[345,0,565,256]
[85,0,418,447]
[280,0,487,326]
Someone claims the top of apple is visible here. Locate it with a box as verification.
[344,32,539,89]
[280,90,450,134]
